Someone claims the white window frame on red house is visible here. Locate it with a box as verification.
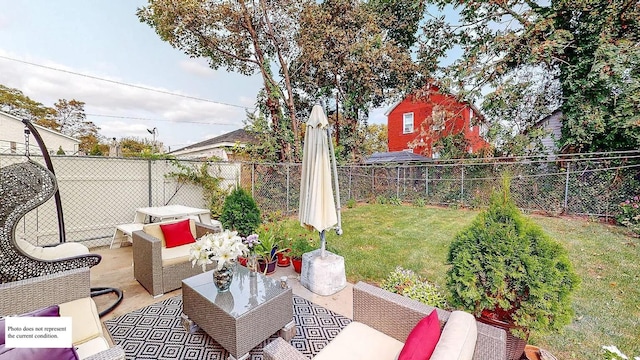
[403,113,414,134]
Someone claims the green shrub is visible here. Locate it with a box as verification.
[381,266,447,308]
[346,198,357,209]
[617,196,640,234]
[446,176,580,339]
[220,187,261,237]
[413,198,426,207]
[388,196,402,205]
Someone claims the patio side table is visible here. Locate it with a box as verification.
[182,265,294,360]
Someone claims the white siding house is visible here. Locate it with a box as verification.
[0,111,80,155]
[533,109,563,154]
[170,129,255,161]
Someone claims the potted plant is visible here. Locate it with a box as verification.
[446,176,579,360]
[219,187,261,238]
[254,225,282,275]
[289,236,315,274]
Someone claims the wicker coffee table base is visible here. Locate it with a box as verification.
[181,314,296,359]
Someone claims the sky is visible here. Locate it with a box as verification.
[0,1,390,152]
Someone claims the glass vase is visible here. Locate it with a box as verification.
[212,260,235,292]
[247,254,258,277]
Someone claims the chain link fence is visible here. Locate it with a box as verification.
[2,151,639,249]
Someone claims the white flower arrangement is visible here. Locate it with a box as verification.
[190,230,248,271]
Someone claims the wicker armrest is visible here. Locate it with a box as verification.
[263,338,307,360]
[132,230,163,296]
[83,345,126,360]
[195,221,221,238]
[0,267,90,317]
[353,281,450,342]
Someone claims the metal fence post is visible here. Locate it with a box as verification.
[425,165,429,197]
[460,165,465,205]
[348,166,352,200]
[396,166,400,199]
[251,163,255,197]
[286,163,290,213]
[148,159,152,207]
[564,162,571,213]
[371,167,375,199]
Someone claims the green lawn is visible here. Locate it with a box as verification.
[281,204,640,359]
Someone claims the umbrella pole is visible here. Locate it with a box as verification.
[320,230,326,258]
[326,128,343,235]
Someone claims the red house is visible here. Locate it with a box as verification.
[385,86,490,158]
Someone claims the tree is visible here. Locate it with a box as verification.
[0,84,54,122]
[361,123,388,157]
[419,0,640,153]
[137,0,307,162]
[49,99,101,154]
[294,0,417,162]
[119,137,154,157]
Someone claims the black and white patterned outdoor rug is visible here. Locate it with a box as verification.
[104,295,351,359]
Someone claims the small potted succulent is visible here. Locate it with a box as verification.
[446,176,580,360]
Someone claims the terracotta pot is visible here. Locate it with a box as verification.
[478,311,528,360]
[291,257,303,273]
[277,249,291,267]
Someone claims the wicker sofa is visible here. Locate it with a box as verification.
[264,281,507,360]
[132,218,221,297]
[0,267,125,360]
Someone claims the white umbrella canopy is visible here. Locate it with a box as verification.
[299,105,338,236]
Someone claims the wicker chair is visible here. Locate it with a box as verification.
[264,281,508,360]
[132,219,221,297]
[0,267,125,360]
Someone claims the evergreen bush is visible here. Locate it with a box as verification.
[220,187,261,237]
[446,176,580,338]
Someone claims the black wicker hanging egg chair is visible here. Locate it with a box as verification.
[0,119,122,316]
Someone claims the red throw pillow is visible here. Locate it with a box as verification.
[397,310,441,360]
[160,220,195,248]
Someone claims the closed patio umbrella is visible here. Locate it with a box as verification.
[299,104,341,257]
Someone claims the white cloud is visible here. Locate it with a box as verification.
[0,50,248,147]
[179,59,215,78]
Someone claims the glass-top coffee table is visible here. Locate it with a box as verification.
[182,265,294,360]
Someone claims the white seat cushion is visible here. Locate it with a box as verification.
[16,239,89,260]
[313,321,404,360]
[430,311,478,360]
[161,242,193,267]
[59,298,103,345]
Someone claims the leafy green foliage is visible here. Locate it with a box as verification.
[382,266,447,308]
[617,196,640,235]
[295,0,416,161]
[419,0,640,154]
[289,235,316,259]
[220,188,261,237]
[56,146,65,155]
[137,0,303,162]
[412,198,426,207]
[345,198,357,209]
[166,160,228,218]
[446,177,580,338]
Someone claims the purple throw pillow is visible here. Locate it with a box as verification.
[0,346,79,360]
[0,305,60,345]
